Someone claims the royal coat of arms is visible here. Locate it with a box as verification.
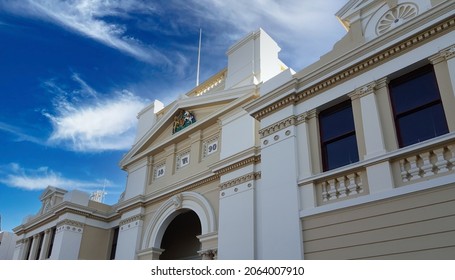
[172,110,196,134]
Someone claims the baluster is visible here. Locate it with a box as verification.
[419,151,435,177]
[407,155,421,181]
[433,147,449,173]
[327,179,337,201]
[399,159,410,182]
[337,176,347,198]
[355,173,363,194]
[321,181,329,202]
[346,173,357,195]
[447,144,455,169]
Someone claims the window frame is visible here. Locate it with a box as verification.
[319,100,359,172]
[388,64,448,148]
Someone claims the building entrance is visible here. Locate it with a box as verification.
[159,210,201,260]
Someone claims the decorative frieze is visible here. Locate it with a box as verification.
[259,116,296,138]
[215,155,261,175]
[251,17,455,121]
[56,219,84,234]
[349,81,377,100]
[219,172,261,190]
[120,214,143,231]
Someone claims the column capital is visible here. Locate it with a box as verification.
[349,81,377,100]
[198,248,217,260]
[429,44,455,64]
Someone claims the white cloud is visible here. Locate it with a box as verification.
[0,163,111,191]
[43,75,149,152]
[1,0,169,64]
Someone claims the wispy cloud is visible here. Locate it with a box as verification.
[42,74,149,152]
[0,121,45,145]
[0,163,112,191]
[0,0,169,64]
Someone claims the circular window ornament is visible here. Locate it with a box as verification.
[376,4,418,35]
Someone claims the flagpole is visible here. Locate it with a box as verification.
[196,28,202,86]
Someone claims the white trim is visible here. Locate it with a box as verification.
[141,192,216,250]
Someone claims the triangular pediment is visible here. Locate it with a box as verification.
[120,84,256,168]
[39,186,67,201]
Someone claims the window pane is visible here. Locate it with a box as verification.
[324,134,359,171]
[319,104,355,142]
[397,103,448,147]
[390,69,440,115]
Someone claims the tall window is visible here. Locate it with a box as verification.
[389,65,448,147]
[319,100,359,171]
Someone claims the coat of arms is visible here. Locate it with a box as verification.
[172,110,196,134]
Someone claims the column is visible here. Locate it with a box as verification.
[115,212,144,260]
[28,234,41,260]
[39,229,51,260]
[429,45,455,132]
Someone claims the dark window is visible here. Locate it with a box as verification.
[109,227,119,260]
[389,65,448,147]
[319,100,359,171]
[46,227,56,259]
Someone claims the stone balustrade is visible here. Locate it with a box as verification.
[398,143,455,183]
[318,170,365,204]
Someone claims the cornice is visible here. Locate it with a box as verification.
[14,201,120,235]
[56,219,85,228]
[214,155,261,175]
[251,16,455,121]
[219,172,262,190]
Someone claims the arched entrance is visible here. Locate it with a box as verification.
[159,210,201,260]
[140,192,218,260]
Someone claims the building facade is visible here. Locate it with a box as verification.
[12,0,455,259]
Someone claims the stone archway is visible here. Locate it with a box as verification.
[140,191,217,259]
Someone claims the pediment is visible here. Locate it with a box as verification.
[120,85,256,168]
[39,186,67,201]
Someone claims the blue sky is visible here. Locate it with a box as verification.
[0,0,346,232]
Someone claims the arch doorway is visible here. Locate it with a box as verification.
[159,210,201,260]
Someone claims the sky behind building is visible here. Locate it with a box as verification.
[0,0,346,232]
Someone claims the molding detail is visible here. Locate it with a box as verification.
[251,17,455,121]
[215,155,261,175]
[259,116,296,138]
[349,81,377,100]
[56,219,84,234]
[119,214,143,226]
[376,3,418,35]
[198,249,218,260]
[219,172,261,190]
[441,45,455,60]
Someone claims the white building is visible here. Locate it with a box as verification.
[0,231,17,260]
[12,0,455,259]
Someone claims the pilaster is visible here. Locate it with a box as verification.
[429,45,455,132]
[50,219,85,260]
[115,211,144,260]
[256,111,303,259]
